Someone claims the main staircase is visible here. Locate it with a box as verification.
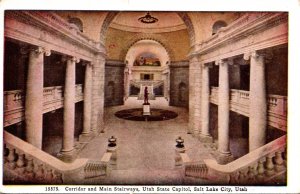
[3,123,286,185]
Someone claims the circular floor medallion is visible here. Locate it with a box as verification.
[115,108,178,121]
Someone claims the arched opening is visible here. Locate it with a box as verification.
[102,12,194,106]
[68,17,83,32]
[212,20,227,35]
[124,39,170,101]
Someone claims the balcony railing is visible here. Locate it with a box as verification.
[130,79,164,89]
[3,84,83,127]
[210,87,287,131]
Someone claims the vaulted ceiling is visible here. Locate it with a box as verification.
[111,12,186,33]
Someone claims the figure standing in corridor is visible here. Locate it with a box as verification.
[144,86,149,104]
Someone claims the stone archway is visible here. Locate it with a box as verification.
[124,39,170,100]
[119,35,174,62]
[99,11,196,103]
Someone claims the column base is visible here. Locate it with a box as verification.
[199,134,213,143]
[90,129,101,136]
[79,133,93,142]
[212,151,234,165]
[57,149,77,163]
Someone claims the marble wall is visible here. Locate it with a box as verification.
[104,61,125,106]
[169,61,189,107]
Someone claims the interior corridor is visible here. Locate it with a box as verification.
[78,97,215,184]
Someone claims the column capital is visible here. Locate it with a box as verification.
[95,53,106,62]
[21,46,51,56]
[33,46,51,56]
[82,61,93,67]
[243,51,254,61]
[244,50,273,61]
[189,56,200,64]
[215,59,227,66]
[202,63,213,68]
[69,56,80,63]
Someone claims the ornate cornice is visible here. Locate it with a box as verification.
[5,11,106,58]
[189,13,288,63]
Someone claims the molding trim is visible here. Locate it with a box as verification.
[106,60,125,67]
[170,61,189,68]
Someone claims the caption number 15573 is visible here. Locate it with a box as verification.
[45,186,59,192]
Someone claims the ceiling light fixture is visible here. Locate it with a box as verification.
[138,12,158,24]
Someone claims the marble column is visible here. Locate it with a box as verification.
[62,57,79,153]
[247,51,267,151]
[200,64,213,142]
[217,59,231,156]
[128,69,132,98]
[25,47,50,149]
[188,56,201,135]
[164,72,170,101]
[124,67,129,100]
[82,62,92,135]
[91,54,106,133]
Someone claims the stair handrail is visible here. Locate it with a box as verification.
[203,135,286,183]
[4,131,89,183]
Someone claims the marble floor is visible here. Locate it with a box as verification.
[78,97,216,185]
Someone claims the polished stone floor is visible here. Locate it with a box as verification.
[78,97,216,184]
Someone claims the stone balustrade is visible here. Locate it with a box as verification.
[130,79,164,89]
[4,131,109,183]
[203,135,286,185]
[3,131,88,184]
[4,84,83,127]
[210,87,287,131]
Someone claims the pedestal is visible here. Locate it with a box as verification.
[79,133,93,142]
[175,147,185,166]
[143,103,151,116]
[107,146,117,170]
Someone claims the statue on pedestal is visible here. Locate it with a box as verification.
[144,86,149,104]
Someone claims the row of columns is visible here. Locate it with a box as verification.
[24,46,101,158]
[189,50,267,162]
